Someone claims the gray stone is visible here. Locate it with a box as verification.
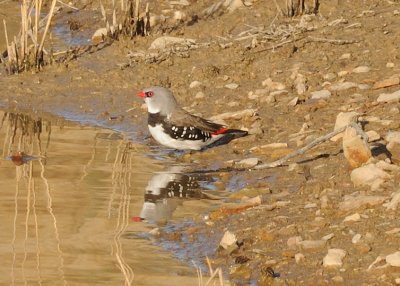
[339,194,387,211]
[377,89,400,103]
[323,249,346,267]
[311,89,331,99]
[386,251,400,267]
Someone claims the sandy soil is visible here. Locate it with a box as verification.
[1,0,400,284]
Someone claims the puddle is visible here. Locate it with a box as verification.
[0,110,223,285]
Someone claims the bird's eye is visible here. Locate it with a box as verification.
[145,91,154,97]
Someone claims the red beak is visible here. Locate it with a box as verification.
[137,90,145,98]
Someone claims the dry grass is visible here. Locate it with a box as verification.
[196,257,226,286]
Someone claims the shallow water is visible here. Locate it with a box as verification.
[0,110,219,285]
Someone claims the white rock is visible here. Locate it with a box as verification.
[195,92,205,99]
[383,191,400,210]
[352,66,370,73]
[366,130,380,142]
[270,90,288,96]
[377,89,400,103]
[295,253,305,264]
[189,81,202,88]
[237,157,259,168]
[322,233,335,241]
[343,213,361,223]
[225,0,245,13]
[149,36,195,50]
[323,249,347,267]
[376,160,400,172]
[324,73,337,80]
[210,109,257,122]
[311,89,331,99]
[299,240,326,250]
[350,164,391,187]
[173,10,187,21]
[225,83,239,90]
[386,251,400,267]
[287,236,303,248]
[295,74,307,95]
[219,230,237,249]
[338,70,349,77]
[331,111,359,141]
[386,131,400,144]
[262,78,286,90]
[288,97,299,106]
[339,53,351,59]
[386,62,395,68]
[304,203,317,209]
[352,233,362,244]
[339,194,387,211]
[330,82,359,91]
[91,27,107,43]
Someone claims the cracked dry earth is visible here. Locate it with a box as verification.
[1,0,400,285]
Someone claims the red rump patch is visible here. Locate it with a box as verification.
[211,127,228,135]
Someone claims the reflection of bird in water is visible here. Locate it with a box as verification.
[139,166,205,224]
[6,151,38,166]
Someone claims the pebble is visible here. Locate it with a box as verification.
[295,253,305,264]
[322,233,335,241]
[377,89,400,103]
[304,203,318,209]
[149,36,195,50]
[339,53,351,59]
[337,70,349,77]
[386,251,400,267]
[331,111,359,141]
[237,157,259,168]
[311,89,331,99]
[376,160,400,172]
[372,76,399,89]
[210,109,257,122]
[219,230,237,250]
[324,73,337,80]
[343,213,361,223]
[352,234,362,244]
[383,191,400,210]
[387,141,400,164]
[342,127,371,168]
[320,195,329,209]
[350,164,391,188]
[287,236,303,248]
[330,82,359,91]
[385,228,400,235]
[339,194,387,211]
[352,66,370,73]
[288,97,299,106]
[331,276,344,283]
[262,78,286,90]
[270,90,289,96]
[386,131,400,143]
[366,130,380,142]
[190,80,203,88]
[299,240,326,251]
[323,249,346,267]
[386,62,395,68]
[225,83,239,90]
[195,91,205,99]
[295,74,307,95]
[91,28,107,43]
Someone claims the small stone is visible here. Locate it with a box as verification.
[390,107,400,114]
[320,195,329,209]
[299,240,326,251]
[376,160,400,172]
[237,157,259,168]
[395,278,400,284]
[330,82,359,91]
[322,233,335,241]
[342,127,372,168]
[149,36,195,50]
[387,131,400,143]
[343,213,361,223]
[225,83,239,90]
[304,203,318,209]
[311,89,331,99]
[386,251,400,267]
[331,276,344,283]
[323,249,346,267]
[324,73,337,80]
[383,191,400,210]
[385,228,400,235]
[295,74,307,95]
[352,234,362,244]
[337,70,349,77]
[339,53,351,60]
[228,101,239,107]
[220,230,237,249]
[149,228,160,236]
[195,91,205,99]
[372,76,399,89]
[295,253,305,264]
[350,164,391,187]
[288,97,299,106]
[270,90,288,97]
[262,78,286,90]
[352,66,370,73]
[387,141,400,164]
[339,194,387,211]
[354,242,371,254]
[331,111,359,141]
[91,28,107,43]
[366,130,380,142]
[377,89,400,103]
[386,62,395,68]
[287,236,303,248]
[189,81,202,88]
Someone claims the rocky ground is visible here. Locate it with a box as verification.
[1,0,400,285]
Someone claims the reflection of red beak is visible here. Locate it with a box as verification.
[137,90,145,98]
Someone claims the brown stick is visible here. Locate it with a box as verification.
[254,122,368,170]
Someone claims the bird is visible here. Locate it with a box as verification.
[137,86,248,150]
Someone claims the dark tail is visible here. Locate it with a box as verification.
[203,129,248,150]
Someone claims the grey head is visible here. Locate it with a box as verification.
[137,86,180,116]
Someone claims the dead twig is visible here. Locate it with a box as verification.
[305,36,360,45]
[254,122,368,170]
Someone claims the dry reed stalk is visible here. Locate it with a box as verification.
[38,0,57,54]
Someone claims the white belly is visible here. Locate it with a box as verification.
[148,124,219,150]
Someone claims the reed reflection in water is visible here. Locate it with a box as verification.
[0,111,199,286]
